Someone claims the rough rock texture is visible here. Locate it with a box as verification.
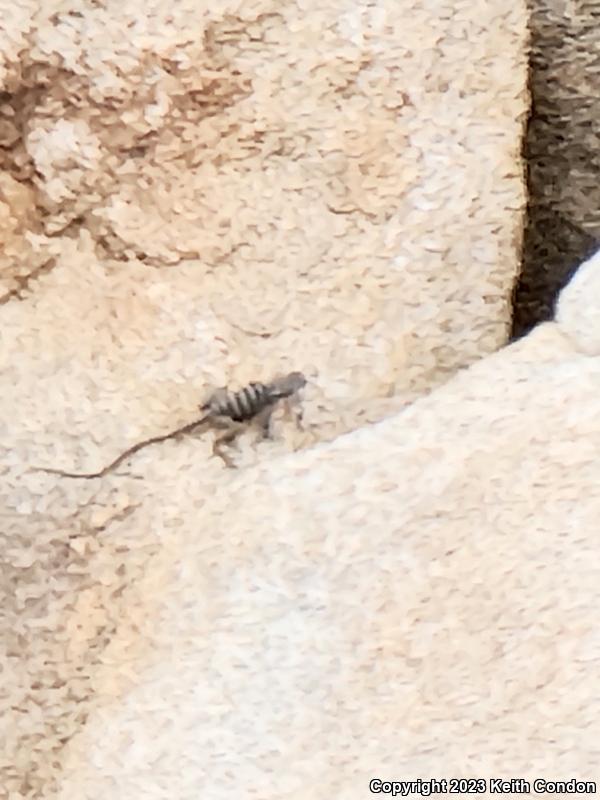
[512,0,600,337]
[0,0,527,405]
[0,1,530,798]
[52,249,600,798]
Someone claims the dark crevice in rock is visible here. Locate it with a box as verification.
[512,1,600,339]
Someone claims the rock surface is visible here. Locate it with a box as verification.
[0,1,533,797]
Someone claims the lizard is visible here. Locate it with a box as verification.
[32,371,307,479]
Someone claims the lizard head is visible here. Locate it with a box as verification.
[270,371,307,399]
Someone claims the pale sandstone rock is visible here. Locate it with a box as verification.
[0,0,530,797]
[555,247,600,356]
[53,250,600,798]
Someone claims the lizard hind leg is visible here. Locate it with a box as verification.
[210,417,245,469]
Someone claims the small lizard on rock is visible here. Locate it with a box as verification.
[33,372,307,478]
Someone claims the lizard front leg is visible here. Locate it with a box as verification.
[253,405,275,443]
[282,396,304,431]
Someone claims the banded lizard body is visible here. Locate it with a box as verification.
[33,372,307,478]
